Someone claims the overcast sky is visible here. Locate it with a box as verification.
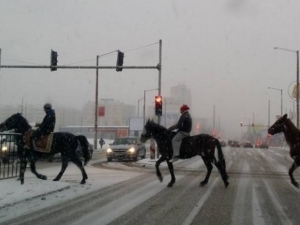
[1,0,300,139]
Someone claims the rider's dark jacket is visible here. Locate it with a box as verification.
[169,111,192,133]
[33,109,56,139]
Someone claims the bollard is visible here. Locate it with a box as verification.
[150,138,155,159]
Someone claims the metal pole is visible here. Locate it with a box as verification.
[156,39,162,159]
[268,100,270,127]
[143,91,146,124]
[94,55,99,149]
[157,39,162,125]
[297,51,299,128]
[281,89,283,116]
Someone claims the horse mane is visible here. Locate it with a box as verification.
[285,118,299,133]
[148,120,168,133]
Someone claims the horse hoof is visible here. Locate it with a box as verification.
[224,181,229,188]
[158,176,163,183]
[200,181,208,186]
[53,178,59,181]
[41,175,47,180]
[80,180,86,184]
[167,182,173,187]
[292,181,299,188]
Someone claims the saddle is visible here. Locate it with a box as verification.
[24,130,53,153]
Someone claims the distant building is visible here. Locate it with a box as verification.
[82,99,135,126]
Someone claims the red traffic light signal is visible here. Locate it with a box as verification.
[155,96,162,116]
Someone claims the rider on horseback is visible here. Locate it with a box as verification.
[168,104,192,162]
[30,103,56,152]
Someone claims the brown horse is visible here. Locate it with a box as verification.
[268,114,300,188]
[140,119,229,188]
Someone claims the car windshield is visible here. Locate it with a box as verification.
[0,135,16,143]
[113,138,136,145]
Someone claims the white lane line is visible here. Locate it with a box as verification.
[252,185,265,225]
[72,175,185,225]
[182,178,220,225]
[262,179,293,225]
[182,161,233,225]
[231,161,250,225]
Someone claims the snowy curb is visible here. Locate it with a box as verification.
[0,186,70,210]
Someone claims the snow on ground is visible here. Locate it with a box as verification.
[0,163,142,223]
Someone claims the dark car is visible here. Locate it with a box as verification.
[230,141,240,147]
[106,136,146,162]
[260,142,269,149]
[244,142,253,148]
[220,140,227,147]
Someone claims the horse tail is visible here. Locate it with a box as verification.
[215,138,226,170]
[76,135,91,166]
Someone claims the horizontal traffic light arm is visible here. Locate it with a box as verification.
[0,65,160,70]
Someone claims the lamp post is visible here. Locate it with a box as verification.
[268,87,283,116]
[137,98,144,117]
[274,47,299,127]
[143,88,159,124]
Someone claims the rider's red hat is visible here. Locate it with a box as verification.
[180,104,190,111]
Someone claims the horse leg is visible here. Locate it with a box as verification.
[213,157,229,188]
[19,158,27,184]
[200,156,213,186]
[53,156,68,181]
[29,156,47,180]
[155,156,165,183]
[166,159,176,187]
[289,159,300,188]
[70,156,88,184]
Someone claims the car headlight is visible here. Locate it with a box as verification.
[2,146,8,152]
[107,148,113,153]
[128,147,135,153]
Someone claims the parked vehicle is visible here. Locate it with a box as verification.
[230,141,240,147]
[220,140,227,147]
[244,142,253,148]
[0,133,19,164]
[106,136,146,162]
[260,142,269,149]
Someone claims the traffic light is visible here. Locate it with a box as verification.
[155,95,162,116]
[116,50,124,72]
[252,123,254,127]
[50,50,58,71]
[240,122,243,127]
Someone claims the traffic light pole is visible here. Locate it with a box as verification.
[0,40,163,154]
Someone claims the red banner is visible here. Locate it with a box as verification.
[98,106,105,117]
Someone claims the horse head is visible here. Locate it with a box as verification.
[268,114,288,135]
[0,113,31,133]
[140,119,170,143]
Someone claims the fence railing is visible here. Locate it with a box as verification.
[0,133,22,180]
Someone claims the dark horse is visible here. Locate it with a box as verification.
[0,113,91,184]
[268,114,300,188]
[140,120,229,187]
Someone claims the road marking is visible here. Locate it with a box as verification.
[182,161,233,225]
[72,175,185,225]
[252,184,265,225]
[262,179,293,225]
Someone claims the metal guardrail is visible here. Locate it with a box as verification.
[0,133,22,180]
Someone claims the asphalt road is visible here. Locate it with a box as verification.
[3,146,300,225]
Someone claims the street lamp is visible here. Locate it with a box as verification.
[143,88,159,124]
[268,87,283,116]
[274,47,299,127]
[137,98,144,117]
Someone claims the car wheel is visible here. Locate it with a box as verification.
[107,157,112,162]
